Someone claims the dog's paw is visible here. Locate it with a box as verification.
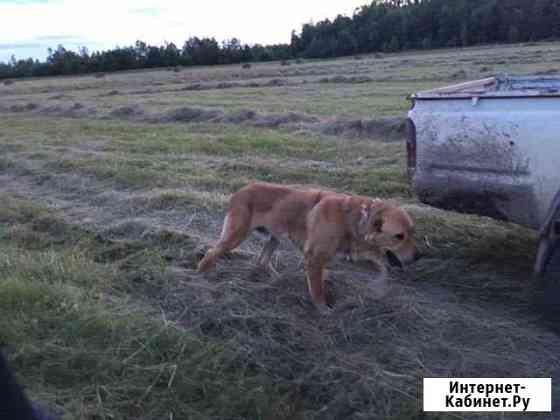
[314,302,334,316]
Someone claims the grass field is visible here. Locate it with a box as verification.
[1,42,560,419]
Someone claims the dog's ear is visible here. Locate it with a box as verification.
[359,203,386,241]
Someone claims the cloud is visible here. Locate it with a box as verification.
[36,34,82,41]
[0,42,43,50]
[129,7,161,16]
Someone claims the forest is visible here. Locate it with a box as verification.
[1,0,559,79]
[292,0,560,57]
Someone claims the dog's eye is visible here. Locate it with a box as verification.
[395,233,405,240]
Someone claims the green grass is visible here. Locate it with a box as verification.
[0,117,359,160]
[146,81,423,118]
[0,195,49,224]
[0,267,242,419]
[2,116,409,196]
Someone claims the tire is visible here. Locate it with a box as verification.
[535,190,560,276]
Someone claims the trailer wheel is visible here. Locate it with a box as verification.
[535,190,560,276]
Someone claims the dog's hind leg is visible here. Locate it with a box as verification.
[198,208,251,272]
[256,236,280,268]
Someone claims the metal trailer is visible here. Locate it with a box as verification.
[407,75,560,274]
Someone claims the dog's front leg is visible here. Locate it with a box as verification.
[197,244,225,272]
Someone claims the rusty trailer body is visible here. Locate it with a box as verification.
[408,75,560,274]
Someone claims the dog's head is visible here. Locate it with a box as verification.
[359,201,421,268]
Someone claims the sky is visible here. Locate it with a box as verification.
[0,0,369,63]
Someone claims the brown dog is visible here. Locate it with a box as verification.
[198,181,420,312]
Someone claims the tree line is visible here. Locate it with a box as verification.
[0,38,293,79]
[2,0,559,79]
[291,0,560,58]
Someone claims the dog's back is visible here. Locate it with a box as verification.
[230,182,324,238]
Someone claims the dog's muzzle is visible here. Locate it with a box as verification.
[385,250,403,268]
